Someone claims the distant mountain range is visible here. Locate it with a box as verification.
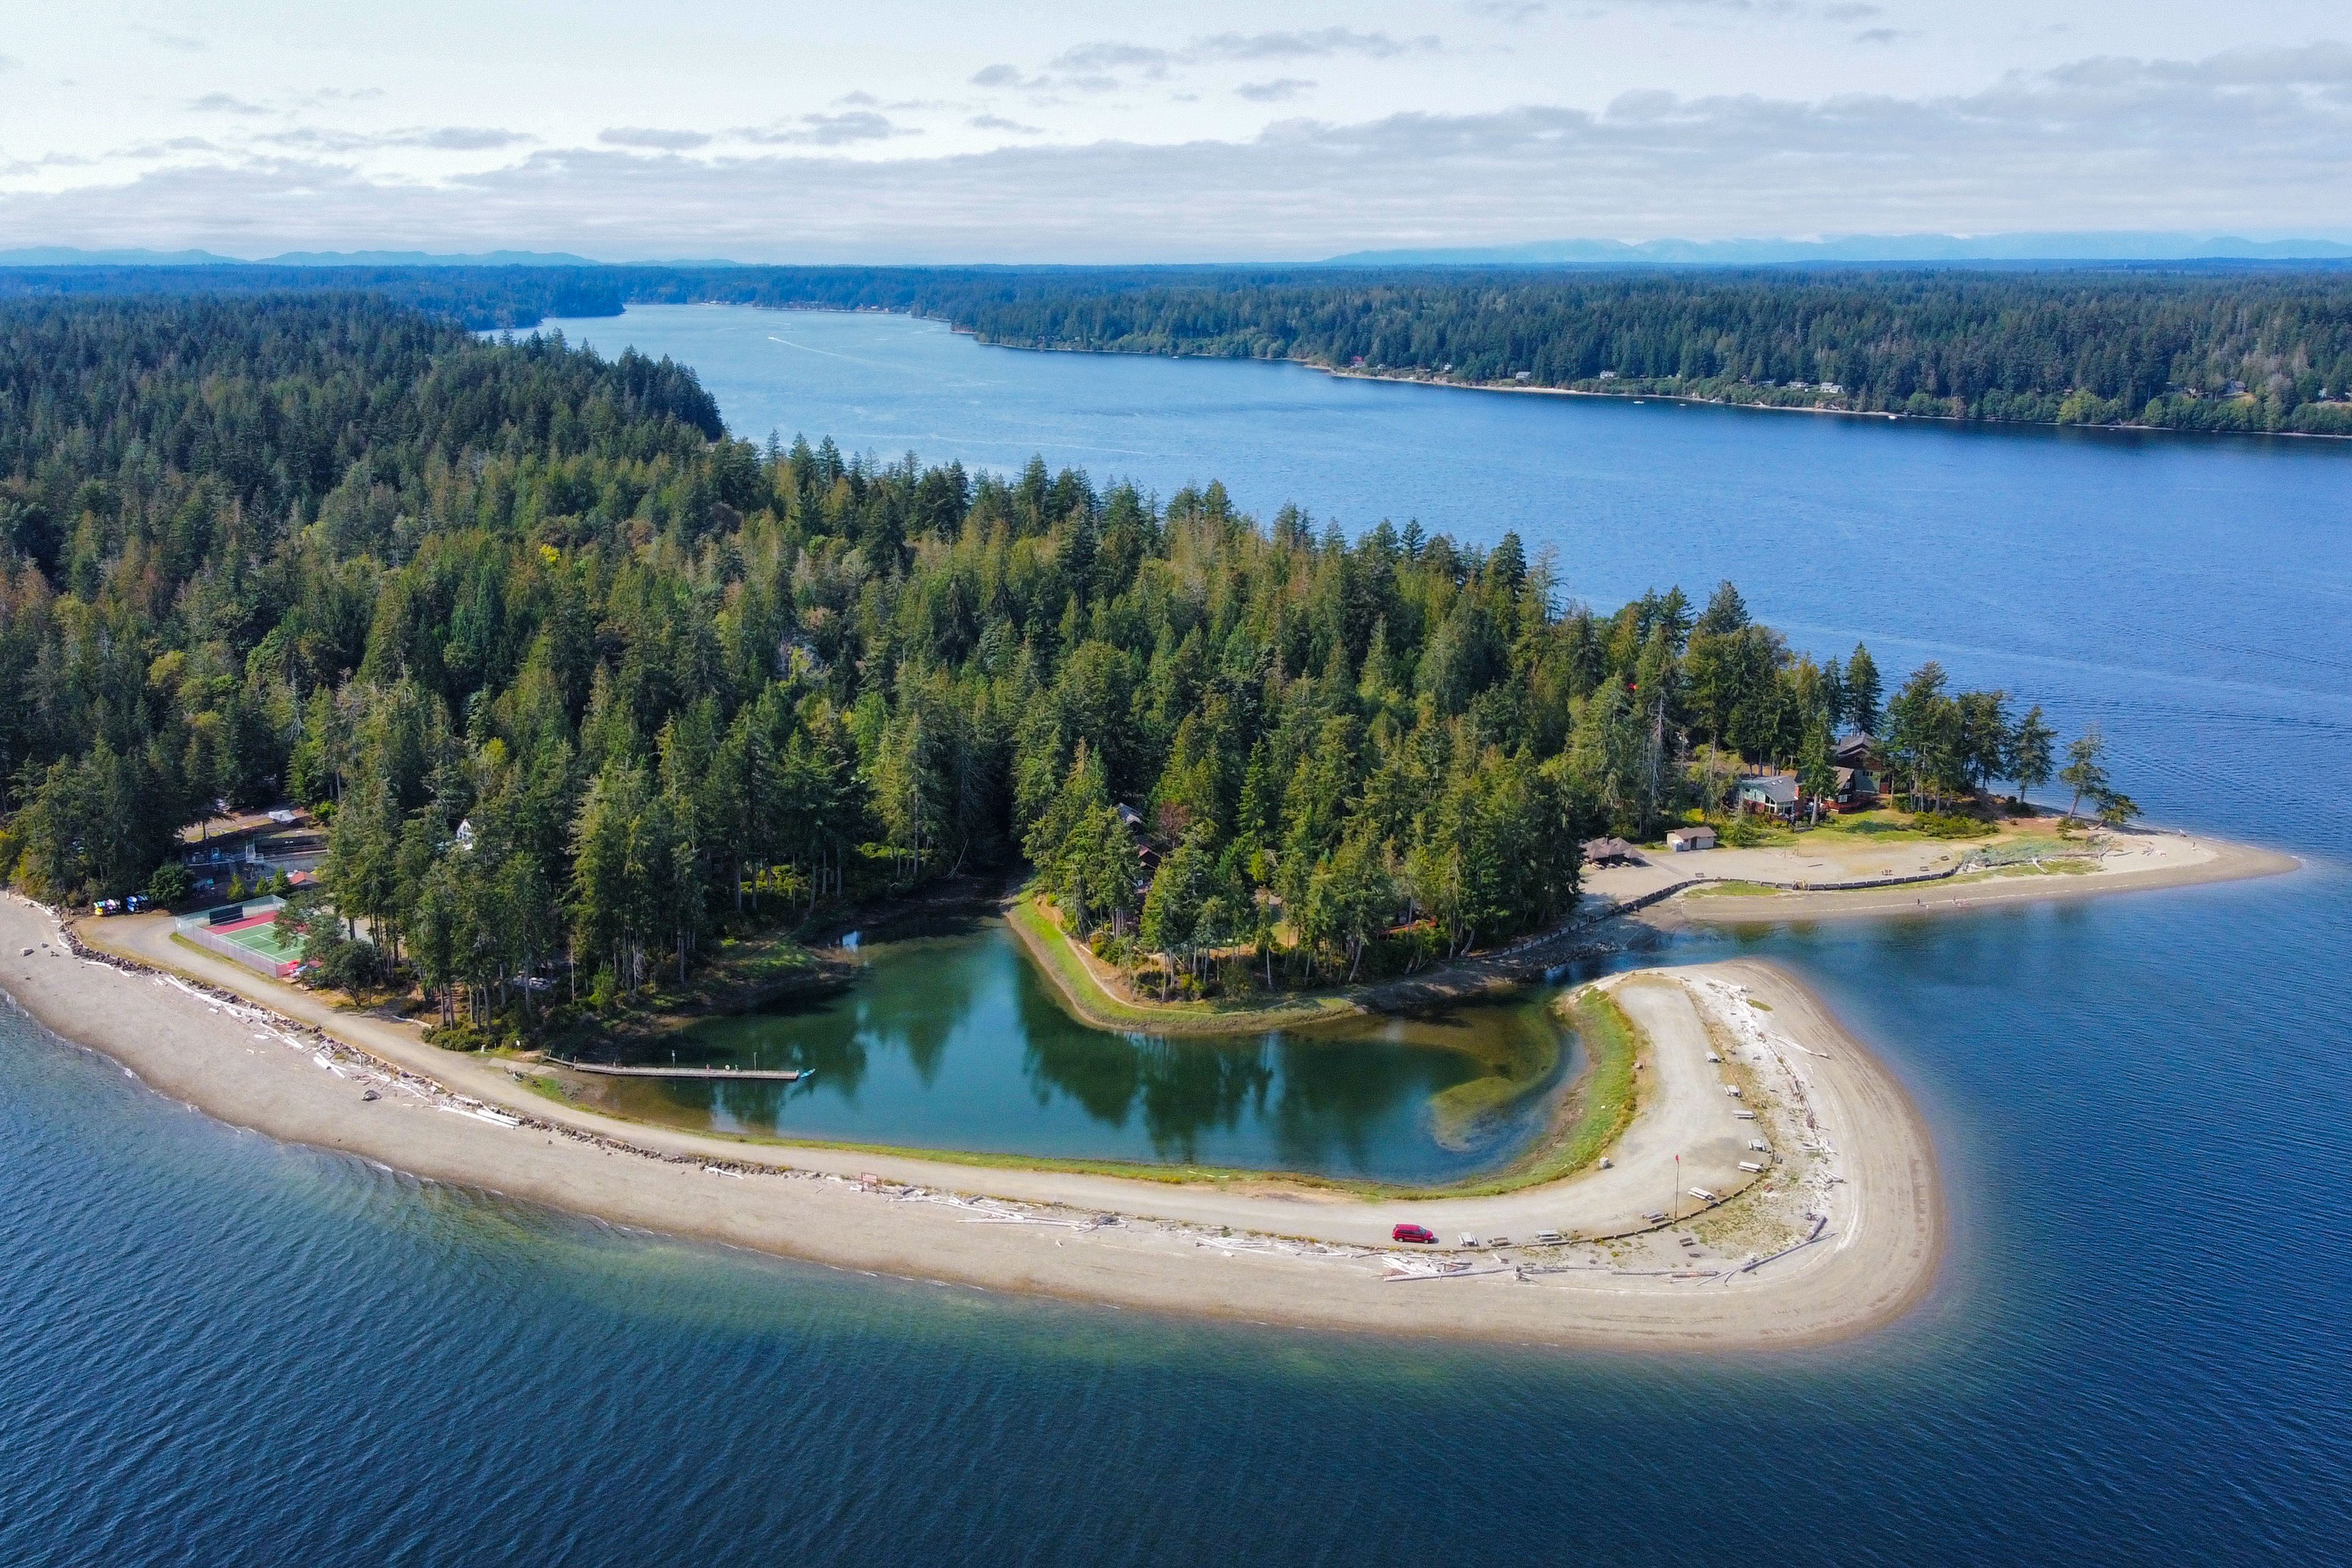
[7,235,2352,271]
[1324,232,2352,265]
[0,247,745,268]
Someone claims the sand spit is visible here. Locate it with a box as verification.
[4,896,1939,1350]
[1591,827,2297,928]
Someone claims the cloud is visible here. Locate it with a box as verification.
[413,127,534,151]
[118,137,223,159]
[1194,30,1440,61]
[736,112,910,146]
[257,126,535,154]
[969,114,1044,134]
[187,92,270,116]
[998,29,1440,101]
[1853,28,1907,45]
[1462,2,1548,21]
[1236,79,1316,103]
[138,29,207,51]
[0,53,24,74]
[0,151,95,175]
[1051,43,1180,76]
[598,127,712,151]
[10,47,2352,262]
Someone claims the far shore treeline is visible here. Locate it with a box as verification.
[7,260,2352,436]
[0,294,2109,1027]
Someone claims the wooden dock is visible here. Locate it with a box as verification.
[558,1061,812,1082]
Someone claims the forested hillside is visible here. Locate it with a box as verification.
[937,270,2352,436]
[0,294,2069,1025]
[7,261,2350,435]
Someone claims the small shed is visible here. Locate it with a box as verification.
[1581,836,1642,867]
[1666,825,1717,853]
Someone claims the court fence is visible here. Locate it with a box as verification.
[173,897,298,979]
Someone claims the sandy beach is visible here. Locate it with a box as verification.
[1588,826,2298,927]
[2,894,1943,1351]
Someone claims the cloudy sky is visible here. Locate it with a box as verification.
[3,1,2350,260]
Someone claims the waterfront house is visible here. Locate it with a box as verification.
[1834,731,1877,769]
[1833,766,1880,809]
[1736,774,1801,820]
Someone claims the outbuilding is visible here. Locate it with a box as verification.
[1666,825,1717,853]
[1581,836,1643,867]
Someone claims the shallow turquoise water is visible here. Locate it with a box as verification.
[5,311,2347,1561]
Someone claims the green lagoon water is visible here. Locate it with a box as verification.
[590,913,1578,1185]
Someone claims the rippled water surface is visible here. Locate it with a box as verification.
[5,309,2348,1562]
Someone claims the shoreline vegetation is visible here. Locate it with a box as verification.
[1303,360,2352,440]
[0,291,2280,1065]
[12,262,2352,440]
[0,282,2295,1345]
[6,891,1943,1348]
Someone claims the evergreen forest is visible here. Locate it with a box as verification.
[8,260,2351,435]
[0,293,2094,1027]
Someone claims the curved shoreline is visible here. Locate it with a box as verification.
[1005,828,2293,1038]
[933,313,2352,445]
[1644,833,2299,927]
[3,894,1941,1350]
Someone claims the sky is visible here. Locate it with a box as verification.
[2,2,2350,261]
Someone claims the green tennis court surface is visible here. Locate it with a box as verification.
[211,913,305,965]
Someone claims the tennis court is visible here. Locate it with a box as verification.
[212,911,305,970]
[176,897,302,978]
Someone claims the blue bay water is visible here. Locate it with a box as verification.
[3,306,2348,1563]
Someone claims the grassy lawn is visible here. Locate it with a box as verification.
[1803,810,1952,844]
[1687,880,1782,898]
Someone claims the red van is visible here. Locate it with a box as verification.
[1391,1223,1438,1245]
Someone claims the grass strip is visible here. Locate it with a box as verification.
[1003,893,1358,1036]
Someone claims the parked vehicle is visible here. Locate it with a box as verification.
[1390,1223,1437,1245]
